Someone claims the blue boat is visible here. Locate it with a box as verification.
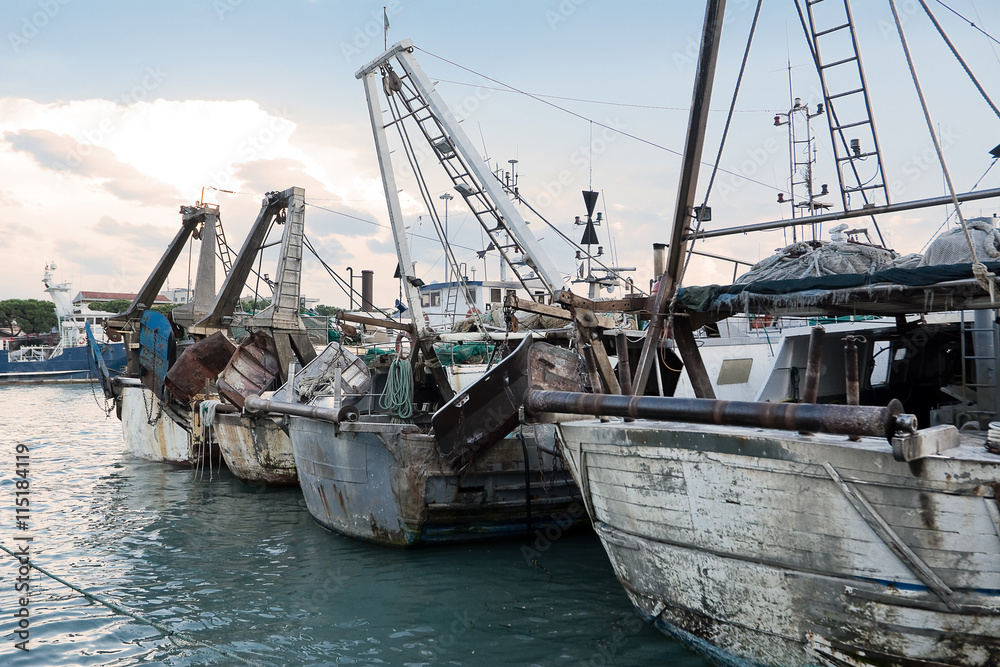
[0,340,126,384]
[0,264,127,384]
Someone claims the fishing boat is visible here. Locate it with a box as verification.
[0,265,127,384]
[520,1,1000,665]
[255,41,593,546]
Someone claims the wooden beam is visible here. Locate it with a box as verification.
[672,315,716,399]
[337,312,415,333]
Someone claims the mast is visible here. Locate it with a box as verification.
[631,0,727,399]
[358,57,455,400]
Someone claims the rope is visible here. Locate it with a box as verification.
[0,544,273,667]
[918,0,1000,120]
[378,353,413,422]
[889,0,997,302]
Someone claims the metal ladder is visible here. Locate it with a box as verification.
[214,216,235,276]
[384,67,552,299]
[801,0,890,235]
[959,310,999,417]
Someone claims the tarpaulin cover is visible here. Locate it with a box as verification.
[679,261,1000,313]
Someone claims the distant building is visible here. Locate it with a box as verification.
[72,291,173,311]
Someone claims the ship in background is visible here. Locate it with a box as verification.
[0,264,128,383]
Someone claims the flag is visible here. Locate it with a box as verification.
[384,8,389,35]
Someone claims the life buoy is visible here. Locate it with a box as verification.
[466,307,481,317]
[78,335,87,346]
[394,332,411,360]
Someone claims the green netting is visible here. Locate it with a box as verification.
[433,342,493,366]
[360,347,396,365]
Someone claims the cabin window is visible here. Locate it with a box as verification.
[429,292,441,307]
[491,288,502,303]
[466,289,476,304]
[717,358,753,385]
[870,341,892,387]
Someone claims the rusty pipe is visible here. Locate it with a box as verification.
[244,396,344,423]
[523,390,915,443]
[844,337,860,407]
[801,325,825,405]
[844,335,862,441]
[615,332,634,397]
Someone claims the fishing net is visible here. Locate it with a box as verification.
[918,217,1000,266]
[735,240,898,284]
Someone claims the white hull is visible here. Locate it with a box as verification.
[119,384,215,466]
[556,419,1000,666]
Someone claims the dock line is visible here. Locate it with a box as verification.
[0,544,275,666]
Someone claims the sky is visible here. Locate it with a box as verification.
[1,0,998,310]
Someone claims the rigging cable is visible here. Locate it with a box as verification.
[889,0,996,300]
[919,0,1000,120]
[935,0,1000,47]
[416,47,788,195]
[677,0,764,295]
[0,545,272,667]
[384,78,488,333]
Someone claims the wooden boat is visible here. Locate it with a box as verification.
[285,338,581,546]
[520,1,1000,664]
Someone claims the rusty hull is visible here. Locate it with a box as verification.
[217,331,280,409]
[431,336,534,470]
[164,331,236,403]
[289,415,584,547]
[214,411,297,485]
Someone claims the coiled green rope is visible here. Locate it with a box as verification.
[379,354,413,422]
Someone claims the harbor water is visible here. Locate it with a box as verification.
[0,385,708,666]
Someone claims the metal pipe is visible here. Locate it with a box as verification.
[615,332,634,397]
[615,332,634,422]
[524,390,914,442]
[802,325,825,405]
[652,243,667,279]
[244,396,343,423]
[686,187,1000,240]
[362,269,374,311]
[844,335,861,442]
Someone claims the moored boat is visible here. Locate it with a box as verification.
[521,1,1000,664]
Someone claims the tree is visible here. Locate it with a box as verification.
[0,299,58,334]
[315,304,342,317]
[238,297,271,314]
[88,298,132,314]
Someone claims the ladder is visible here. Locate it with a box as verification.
[385,71,551,298]
[959,309,999,419]
[214,216,235,276]
[800,0,890,242]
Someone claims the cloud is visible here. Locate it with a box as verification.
[4,129,183,206]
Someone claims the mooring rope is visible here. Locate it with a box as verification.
[378,353,413,422]
[0,544,274,666]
